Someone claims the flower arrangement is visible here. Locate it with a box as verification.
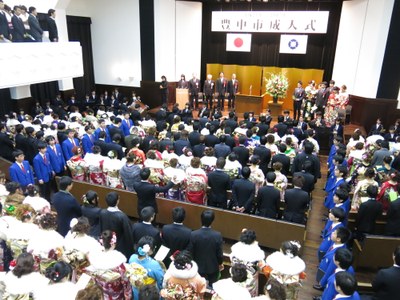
[265,73,289,103]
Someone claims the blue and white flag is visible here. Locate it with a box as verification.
[279,35,308,54]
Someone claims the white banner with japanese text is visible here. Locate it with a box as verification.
[212,11,329,34]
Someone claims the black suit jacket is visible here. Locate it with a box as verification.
[198,108,210,119]
[132,181,173,214]
[372,265,400,300]
[188,79,201,96]
[253,146,271,176]
[0,11,10,39]
[225,119,238,133]
[188,131,201,148]
[161,223,192,258]
[203,80,215,96]
[193,143,206,158]
[315,88,329,107]
[283,188,310,224]
[274,123,288,138]
[47,17,58,42]
[52,191,82,237]
[293,171,315,193]
[132,222,161,249]
[15,133,28,154]
[0,132,14,161]
[130,110,142,125]
[256,122,269,137]
[271,153,291,176]
[94,139,107,156]
[232,145,250,167]
[292,152,321,180]
[356,199,383,234]
[204,134,219,148]
[28,14,43,42]
[385,198,400,236]
[188,227,223,275]
[256,185,280,219]
[207,170,231,207]
[108,125,124,143]
[12,15,25,42]
[232,178,255,212]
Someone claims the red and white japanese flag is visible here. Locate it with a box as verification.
[279,35,308,54]
[226,33,252,52]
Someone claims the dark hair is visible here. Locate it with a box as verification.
[140,206,155,222]
[241,166,251,179]
[100,230,117,250]
[105,192,119,207]
[37,142,47,150]
[83,190,98,207]
[71,217,90,235]
[136,236,155,255]
[138,285,160,300]
[5,181,21,194]
[266,172,276,183]
[201,210,215,227]
[26,185,39,197]
[394,245,400,265]
[75,284,104,300]
[334,248,353,270]
[337,166,348,178]
[281,241,300,257]
[335,271,357,296]
[330,207,346,222]
[45,261,73,283]
[364,168,375,179]
[172,207,186,223]
[12,149,24,159]
[191,157,201,168]
[250,155,260,165]
[264,278,286,300]
[336,227,351,244]
[39,212,58,230]
[292,175,304,188]
[59,176,73,191]
[303,141,314,154]
[239,229,257,245]
[366,185,379,198]
[140,168,151,180]
[173,250,193,270]
[230,263,248,283]
[48,8,55,16]
[278,143,287,153]
[335,188,349,202]
[13,253,35,278]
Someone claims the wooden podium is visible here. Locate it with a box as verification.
[176,88,189,109]
[235,93,268,117]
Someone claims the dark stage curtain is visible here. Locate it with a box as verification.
[66,16,95,100]
[30,81,59,105]
[0,89,13,118]
[201,1,343,82]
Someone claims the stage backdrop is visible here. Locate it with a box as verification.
[206,64,323,112]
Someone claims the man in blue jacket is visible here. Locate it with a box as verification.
[9,150,34,191]
[45,135,66,177]
[33,142,54,200]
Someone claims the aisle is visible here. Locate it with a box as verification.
[298,155,328,300]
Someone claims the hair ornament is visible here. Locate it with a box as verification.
[138,244,150,256]
[111,232,117,246]
[266,284,272,291]
[290,240,301,250]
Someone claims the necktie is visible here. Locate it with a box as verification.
[43,155,47,164]
[71,139,76,146]
[20,164,25,173]
[53,146,57,155]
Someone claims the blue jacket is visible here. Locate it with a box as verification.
[121,119,134,136]
[319,222,344,255]
[52,190,82,237]
[322,267,355,299]
[9,161,34,187]
[325,178,345,209]
[62,138,80,161]
[82,134,94,154]
[94,127,111,143]
[318,244,347,285]
[47,144,65,174]
[33,153,53,183]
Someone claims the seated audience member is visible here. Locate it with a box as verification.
[161,250,206,299]
[212,263,252,299]
[132,206,161,250]
[4,181,25,210]
[128,236,165,299]
[283,176,310,225]
[231,167,255,213]
[207,157,231,209]
[256,172,280,219]
[271,143,291,176]
[371,245,400,300]
[354,185,382,237]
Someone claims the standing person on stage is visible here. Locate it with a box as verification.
[28,6,43,42]
[216,72,227,111]
[227,73,239,110]
[189,73,201,109]
[160,75,169,105]
[47,9,58,42]
[315,82,329,116]
[203,74,215,110]
[177,74,188,89]
[293,81,305,121]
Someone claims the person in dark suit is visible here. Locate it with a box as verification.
[81,125,95,155]
[188,123,201,148]
[11,6,26,42]
[132,207,161,250]
[225,111,238,133]
[99,191,134,259]
[256,115,269,138]
[47,9,58,42]
[283,176,310,224]
[203,74,215,110]
[0,124,15,161]
[227,73,239,109]
[253,136,271,177]
[132,168,174,216]
[198,105,210,120]
[293,160,316,194]
[271,143,291,176]
[188,74,201,109]
[208,158,231,209]
[28,6,43,42]
[283,110,294,128]
[215,72,227,110]
[273,115,288,138]
[9,150,34,190]
[256,172,280,219]
[232,136,250,168]
[33,142,54,200]
[293,81,305,120]
[292,141,321,181]
[23,127,38,164]
[231,167,255,213]
[159,75,168,105]
[62,129,80,161]
[193,135,206,158]
[385,196,400,237]
[174,130,190,156]
[330,118,344,143]
[355,185,383,236]
[14,124,28,154]
[106,135,124,159]
[0,1,10,40]
[93,131,108,156]
[315,82,329,115]
[369,118,384,136]
[177,74,188,89]
[214,135,231,159]
[108,118,125,144]
[187,210,223,286]
[161,207,192,266]
[52,176,82,236]
[372,245,400,300]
